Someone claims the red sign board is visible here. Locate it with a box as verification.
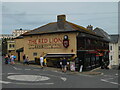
[63,40,69,48]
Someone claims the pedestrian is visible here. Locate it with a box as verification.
[4,54,9,64]
[40,55,44,69]
[61,57,67,72]
[8,54,11,64]
[44,57,47,67]
[10,54,15,65]
[24,55,29,65]
[13,55,16,61]
[23,54,26,64]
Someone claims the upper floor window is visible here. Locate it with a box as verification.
[9,44,15,48]
[119,55,120,59]
[110,46,112,50]
[33,52,37,56]
[111,56,112,60]
[119,46,120,50]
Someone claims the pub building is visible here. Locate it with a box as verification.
[14,15,109,71]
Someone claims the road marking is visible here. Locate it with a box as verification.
[101,76,119,86]
[101,79,120,85]
[13,67,21,70]
[7,73,21,75]
[7,75,50,82]
[0,80,54,85]
[0,80,11,84]
[40,73,67,82]
[25,69,31,70]
[14,82,54,85]
[61,77,67,81]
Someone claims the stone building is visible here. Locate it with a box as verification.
[109,34,120,69]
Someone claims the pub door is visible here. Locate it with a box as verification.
[18,52,20,62]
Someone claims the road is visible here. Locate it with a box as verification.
[1,57,119,89]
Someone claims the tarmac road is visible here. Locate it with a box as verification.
[1,57,119,89]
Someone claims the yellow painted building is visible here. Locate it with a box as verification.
[14,15,109,71]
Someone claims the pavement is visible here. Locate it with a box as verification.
[15,61,104,75]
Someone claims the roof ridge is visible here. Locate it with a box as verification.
[66,21,95,34]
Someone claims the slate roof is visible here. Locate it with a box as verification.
[93,27,111,42]
[22,21,97,36]
[109,34,119,43]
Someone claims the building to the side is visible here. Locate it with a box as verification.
[0,34,14,39]
[1,29,30,55]
[12,29,29,37]
[109,34,120,68]
[14,15,110,71]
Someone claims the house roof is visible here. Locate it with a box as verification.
[22,21,97,36]
[93,27,111,42]
[109,34,119,43]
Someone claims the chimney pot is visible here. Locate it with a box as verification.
[57,15,66,30]
[87,25,93,30]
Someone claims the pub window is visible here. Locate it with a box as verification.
[9,44,12,48]
[119,46,120,50]
[33,53,37,56]
[119,55,120,59]
[110,46,112,50]
[12,44,15,48]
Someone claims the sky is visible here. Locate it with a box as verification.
[1,1,119,34]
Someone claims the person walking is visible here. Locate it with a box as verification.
[23,54,26,65]
[40,55,44,69]
[24,55,29,65]
[23,55,29,65]
[8,54,11,64]
[10,54,15,65]
[61,57,67,72]
[44,57,47,67]
[4,54,9,64]
[13,55,16,61]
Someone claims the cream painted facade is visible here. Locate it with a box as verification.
[7,40,15,51]
[109,43,119,67]
[14,38,24,61]
[15,32,78,61]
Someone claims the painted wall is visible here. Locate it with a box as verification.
[14,38,24,61]
[22,32,78,60]
[109,43,119,66]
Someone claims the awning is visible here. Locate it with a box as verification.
[16,47,24,52]
[87,51,98,53]
[44,53,75,58]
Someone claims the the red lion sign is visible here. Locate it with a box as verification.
[63,35,69,48]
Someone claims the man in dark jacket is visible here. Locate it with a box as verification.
[61,58,67,72]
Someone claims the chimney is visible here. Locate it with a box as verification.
[87,25,93,30]
[57,15,66,30]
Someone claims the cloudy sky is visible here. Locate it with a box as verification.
[1,1,119,34]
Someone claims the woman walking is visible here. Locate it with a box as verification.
[10,54,15,65]
[44,57,47,67]
[4,54,9,64]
